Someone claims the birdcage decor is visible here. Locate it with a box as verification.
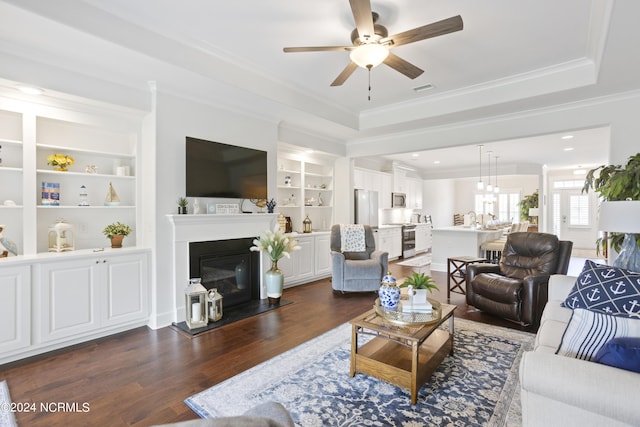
[48,219,75,253]
[185,278,208,329]
[207,288,223,322]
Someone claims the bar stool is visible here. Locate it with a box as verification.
[447,256,486,301]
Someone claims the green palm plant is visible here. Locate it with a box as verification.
[399,272,439,292]
[582,152,640,253]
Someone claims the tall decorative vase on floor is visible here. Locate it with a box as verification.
[250,224,300,306]
[265,260,284,304]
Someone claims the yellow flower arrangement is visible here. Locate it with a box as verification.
[47,153,74,171]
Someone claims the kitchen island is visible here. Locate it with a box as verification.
[430,226,504,271]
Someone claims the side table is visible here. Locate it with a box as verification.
[447,256,486,301]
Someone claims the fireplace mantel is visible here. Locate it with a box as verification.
[167,213,278,322]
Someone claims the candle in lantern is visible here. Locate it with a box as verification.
[191,302,201,322]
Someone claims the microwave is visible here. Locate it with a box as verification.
[391,192,407,208]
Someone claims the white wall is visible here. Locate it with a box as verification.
[423,179,456,228]
[152,91,278,327]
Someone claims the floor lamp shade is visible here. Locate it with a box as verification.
[598,200,640,271]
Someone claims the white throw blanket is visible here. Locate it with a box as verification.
[340,224,366,252]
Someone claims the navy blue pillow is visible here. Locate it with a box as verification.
[593,337,640,373]
[561,260,640,317]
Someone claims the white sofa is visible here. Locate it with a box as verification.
[519,274,640,426]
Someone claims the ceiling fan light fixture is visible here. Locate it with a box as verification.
[349,43,388,69]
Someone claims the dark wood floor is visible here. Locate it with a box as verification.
[0,261,535,427]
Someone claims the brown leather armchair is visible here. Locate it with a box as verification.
[466,232,573,327]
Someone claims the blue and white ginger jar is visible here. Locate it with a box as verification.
[379,272,400,311]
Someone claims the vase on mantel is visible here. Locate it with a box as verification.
[265,259,284,305]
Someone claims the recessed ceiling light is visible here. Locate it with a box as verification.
[16,85,43,95]
[433,160,441,164]
[411,153,419,158]
[563,147,574,151]
[561,135,574,140]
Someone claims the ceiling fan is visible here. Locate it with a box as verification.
[283,0,463,87]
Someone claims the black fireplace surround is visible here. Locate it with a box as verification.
[189,238,261,311]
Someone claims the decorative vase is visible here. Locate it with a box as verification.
[379,272,400,311]
[411,289,429,304]
[110,234,124,248]
[178,206,187,214]
[265,259,284,305]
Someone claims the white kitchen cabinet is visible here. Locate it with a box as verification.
[405,177,423,209]
[354,167,393,208]
[415,224,432,254]
[0,265,31,355]
[376,227,402,260]
[33,250,149,344]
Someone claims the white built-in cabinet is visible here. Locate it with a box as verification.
[0,92,149,365]
[278,232,331,287]
[0,265,31,355]
[0,249,150,365]
[277,156,334,233]
[353,168,392,208]
[405,177,423,209]
[375,227,402,260]
[0,96,143,255]
[33,250,149,343]
[415,224,433,254]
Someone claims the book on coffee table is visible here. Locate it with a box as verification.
[401,300,433,313]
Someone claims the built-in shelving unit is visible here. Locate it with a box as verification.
[0,93,143,256]
[277,154,334,233]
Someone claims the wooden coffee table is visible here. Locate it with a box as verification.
[349,302,456,404]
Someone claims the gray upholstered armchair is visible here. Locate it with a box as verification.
[330,224,388,292]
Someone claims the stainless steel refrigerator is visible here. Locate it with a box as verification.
[354,189,379,227]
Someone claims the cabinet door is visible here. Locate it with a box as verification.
[314,234,331,276]
[391,229,402,258]
[34,259,101,343]
[102,253,149,327]
[296,237,315,281]
[0,265,31,354]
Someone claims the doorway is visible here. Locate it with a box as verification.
[550,183,599,252]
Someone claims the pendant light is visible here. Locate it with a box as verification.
[493,156,500,193]
[476,145,484,190]
[486,151,493,192]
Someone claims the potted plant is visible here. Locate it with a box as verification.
[250,223,300,304]
[518,189,538,222]
[102,222,132,248]
[582,152,640,254]
[400,272,439,303]
[177,197,188,214]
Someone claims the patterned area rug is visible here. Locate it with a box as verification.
[0,381,18,427]
[186,318,534,426]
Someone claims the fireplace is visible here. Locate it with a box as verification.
[189,238,260,311]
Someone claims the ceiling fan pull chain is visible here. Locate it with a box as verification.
[367,64,372,101]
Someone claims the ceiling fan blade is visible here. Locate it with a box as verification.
[383,52,424,79]
[330,62,359,86]
[349,0,374,39]
[382,15,463,47]
[283,46,353,53]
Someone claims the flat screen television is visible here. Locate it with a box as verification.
[186,137,267,199]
